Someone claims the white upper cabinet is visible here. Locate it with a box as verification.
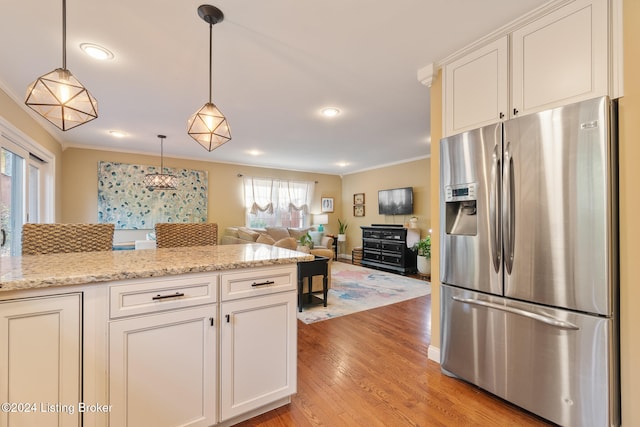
[444,36,509,137]
[442,0,612,137]
[511,0,608,116]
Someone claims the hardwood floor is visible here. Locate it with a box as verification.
[234,291,553,426]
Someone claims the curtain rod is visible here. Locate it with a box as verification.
[237,173,318,184]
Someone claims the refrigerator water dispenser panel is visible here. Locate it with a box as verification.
[445,183,478,236]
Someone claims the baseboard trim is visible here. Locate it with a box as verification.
[427,345,440,363]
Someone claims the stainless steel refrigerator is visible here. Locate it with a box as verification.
[439,96,619,427]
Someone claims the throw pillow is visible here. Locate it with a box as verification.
[238,227,260,242]
[274,237,297,250]
[223,227,240,238]
[256,234,276,245]
[288,227,312,241]
[308,231,324,247]
[265,226,290,241]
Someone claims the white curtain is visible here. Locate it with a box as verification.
[244,177,275,215]
[243,176,315,228]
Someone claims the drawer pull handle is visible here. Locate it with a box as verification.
[152,292,185,301]
[251,280,275,287]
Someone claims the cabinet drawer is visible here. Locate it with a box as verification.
[109,274,218,319]
[381,241,403,252]
[363,238,381,250]
[363,250,381,262]
[381,230,404,240]
[381,252,403,266]
[363,230,382,239]
[220,265,296,301]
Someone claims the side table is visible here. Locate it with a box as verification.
[326,234,338,260]
[297,256,329,312]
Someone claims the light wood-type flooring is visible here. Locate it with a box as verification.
[234,282,553,426]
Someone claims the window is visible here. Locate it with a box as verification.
[243,177,314,229]
[0,118,54,256]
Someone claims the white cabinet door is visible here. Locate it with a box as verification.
[444,36,509,136]
[0,294,81,427]
[511,0,608,116]
[219,291,297,422]
[109,305,216,427]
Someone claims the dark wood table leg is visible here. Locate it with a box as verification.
[298,277,303,312]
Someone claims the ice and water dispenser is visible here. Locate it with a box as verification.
[444,183,478,236]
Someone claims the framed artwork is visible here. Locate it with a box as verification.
[321,197,334,212]
[97,161,208,229]
[354,205,365,217]
[353,193,365,205]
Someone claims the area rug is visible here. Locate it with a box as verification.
[296,262,431,324]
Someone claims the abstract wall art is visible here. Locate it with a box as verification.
[98,161,208,229]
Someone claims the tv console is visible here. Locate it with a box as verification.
[360,225,418,275]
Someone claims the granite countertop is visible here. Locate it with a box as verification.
[0,244,314,292]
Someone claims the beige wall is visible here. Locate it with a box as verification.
[61,147,342,239]
[340,158,431,255]
[429,71,442,351]
[0,88,63,220]
[619,0,640,423]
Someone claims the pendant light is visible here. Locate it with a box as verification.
[143,135,177,191]
[187,4,231,151]
[25,0,98,131]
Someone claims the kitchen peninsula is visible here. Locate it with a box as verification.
[0,244,312,427]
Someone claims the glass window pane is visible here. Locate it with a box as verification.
[0,147,25,256]
[28,164,40,223]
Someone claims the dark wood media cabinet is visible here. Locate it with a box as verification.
[360,225,419,275]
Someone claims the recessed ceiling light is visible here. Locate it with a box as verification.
[80,43,114,60]
[246,149,262,156]
[321,107,340,117]
[109,130,127,138]
[336,161,350,167]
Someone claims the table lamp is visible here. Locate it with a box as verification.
[313,214,328,232]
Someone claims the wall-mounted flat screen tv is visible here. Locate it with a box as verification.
[378,187,413,215]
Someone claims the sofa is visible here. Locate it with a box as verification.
[221,226,334,291]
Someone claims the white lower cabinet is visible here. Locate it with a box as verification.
[219,291,297,422]
[107,266,298,426]
[109,305,217,427]
[0,293,82,427]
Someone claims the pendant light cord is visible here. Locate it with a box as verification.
[208,23,213,103]
[159,135,166,173]
[62,0,67,69]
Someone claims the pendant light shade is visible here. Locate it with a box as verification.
[25,0,98,131]
[187,102,231,151]
[188,4,231,151]
[143,135,177,191]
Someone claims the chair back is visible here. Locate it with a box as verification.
[22,223,115,255]
[154,223,218,248]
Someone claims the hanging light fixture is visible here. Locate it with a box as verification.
[187,4,231,151]
[143,135,177,191]
[25,0,98,131]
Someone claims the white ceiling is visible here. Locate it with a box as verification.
[0,0,548,175]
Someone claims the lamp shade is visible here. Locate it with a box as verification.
[187,102,231,151]
[25,68,98,131]
[143,135,177,191]
[314,214,328,232]
[143,172,177,191]
[313,214,328,226]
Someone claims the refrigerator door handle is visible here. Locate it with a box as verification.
[451,296,580,330]
[503,141,515,274]
[490,144,501,272]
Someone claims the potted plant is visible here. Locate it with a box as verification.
[337,219,348,242]
[299,232,314,249]
[413,235,431,275]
